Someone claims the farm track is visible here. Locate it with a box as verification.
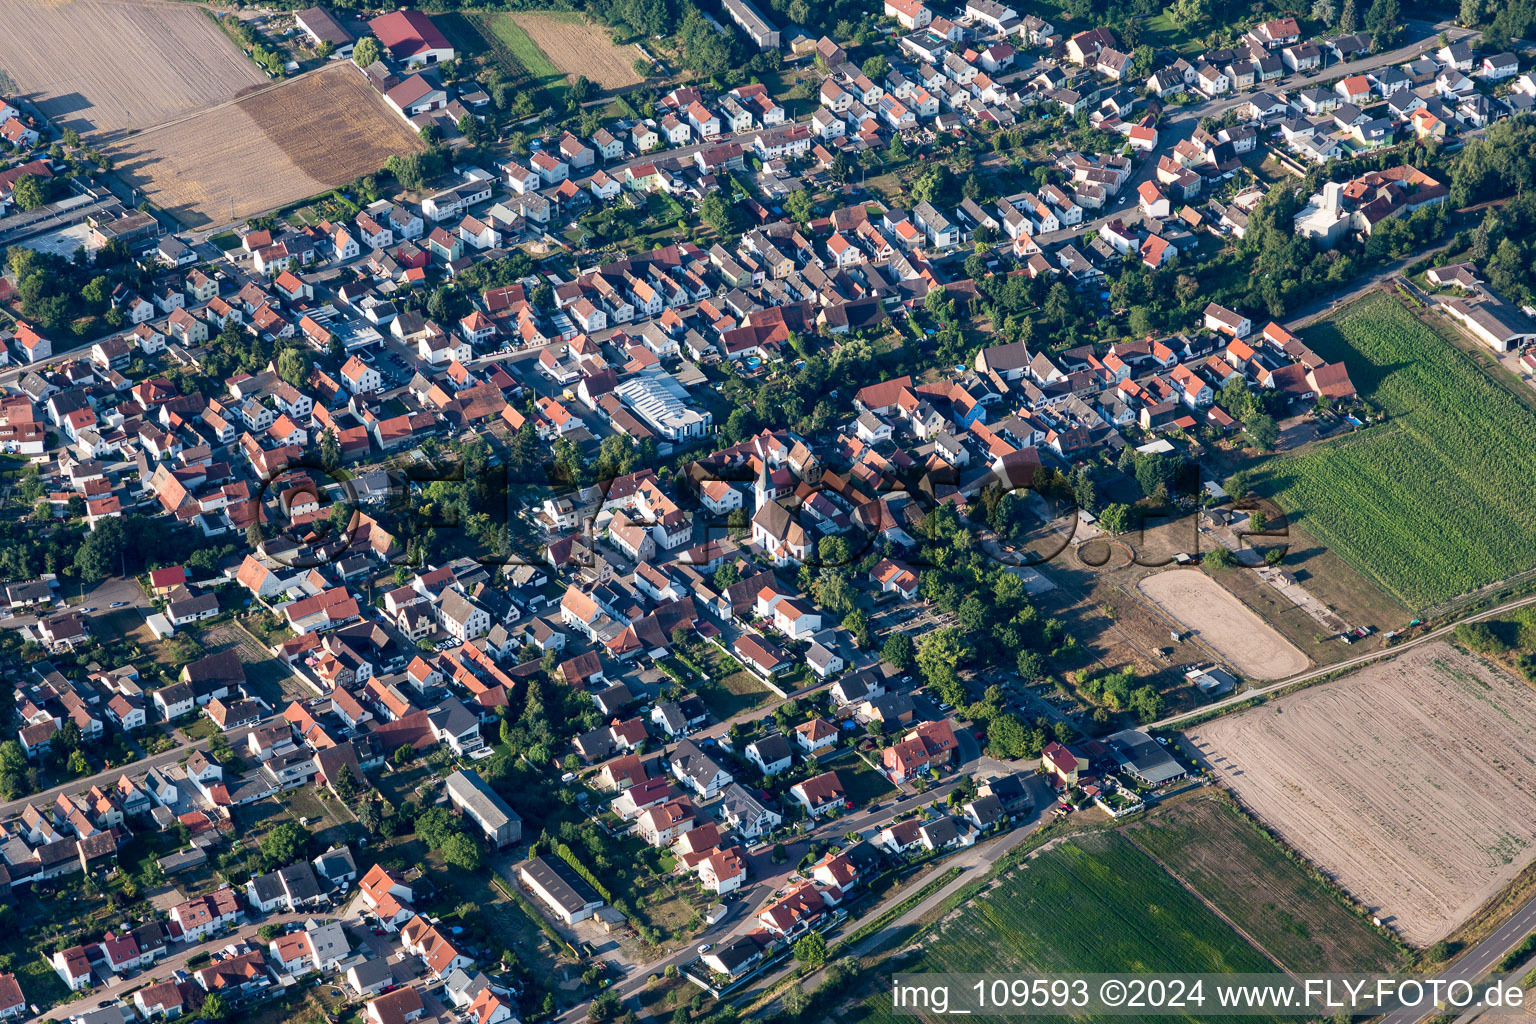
[1121,830,1292,976]
[1153,590,1536,728]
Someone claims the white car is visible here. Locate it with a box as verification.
[697,943,712,954]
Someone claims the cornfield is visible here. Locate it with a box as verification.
[1265,294,1536,608]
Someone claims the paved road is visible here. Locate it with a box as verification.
[34,908,332,1023]
[1151,589,1536,730]
[0,722,261,822]
[1378,899,1536,1024]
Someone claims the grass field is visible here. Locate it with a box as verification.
[1263,293,1536,608]
[697,670,773,720]
[837,758,897,806]
[1128,799,1403,972]
[852,829,1282,1024]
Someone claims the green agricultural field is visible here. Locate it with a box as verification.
[852,829,1283,1024]
[1127,799,1403,973]
[1262,293,1536,608]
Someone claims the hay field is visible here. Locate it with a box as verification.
[107,64,424,227]
[1188,643,1536,945]
[509,12,643,90]
[0,0,265,136]
[1139,568,1309,679]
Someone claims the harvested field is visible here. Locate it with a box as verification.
[107,64,424,227]
[1139,568,1308,679]
[1188,643,1536,945]
[0,0,265,136]
[508,12,643,90]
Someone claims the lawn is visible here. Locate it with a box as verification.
[1141,8,1207,53]
[697,671,774,720]
[1126,798,1403,973]
[1262,292,1536,608]
[837,758,896,807]
[851,829,1284,1024]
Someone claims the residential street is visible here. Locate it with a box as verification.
[552,728,1020,1022]
[0,723,259,822]
[1033,21,1477,250]
[33,908,325,1024]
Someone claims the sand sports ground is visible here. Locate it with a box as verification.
[1139,568,1309,679]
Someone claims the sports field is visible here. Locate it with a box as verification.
[1138,569,1308,679]
[1263,292,1536,608]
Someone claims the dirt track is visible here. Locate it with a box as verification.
[1189,643,1536,945]
[1139,568,1309,679]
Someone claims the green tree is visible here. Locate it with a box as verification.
[917,627,969,707]
[699,192,737,236]
[1364,0,1402,41]
[320,429,341,472]
[201,993,230,1021]
[1168,0,1211,29]
[987,712,1032,758]
[785,188,815,224]
[278,347,311,388]
[12,175,46,211]
[0,741,25,776]
[861,55,890,80]
[1203,547,1235,570]
[260,821,306,866]
[352,36,382,68]
[1246,414,1279,451]
[1098,503,1131,534]
[1338,0,1358,29]
[1128,685,1164,723]
[882,633,914,671]
[794,931,827,969]
[441,832,482,871]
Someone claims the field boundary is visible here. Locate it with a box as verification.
[1121,830,1292,976]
